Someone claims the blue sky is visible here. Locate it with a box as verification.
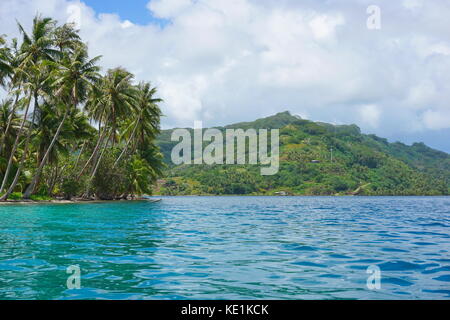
[82,0,165,25]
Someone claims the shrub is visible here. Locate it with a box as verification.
[9,192,23,200]
[61,176,82,200]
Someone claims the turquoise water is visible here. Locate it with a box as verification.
[0,196,449,300]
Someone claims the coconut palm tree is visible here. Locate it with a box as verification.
[126,155,154,198]
[16,16,59,66]
[0,35,12,87]
[0,77,34,196]
[114,82,162,167]
[0,90,37,201]
[53,23,82,53]
[0,99,21,158]
[79,68,136,181]
[0,16,57,198]
[0,15,164,201]
[23,46,101,198]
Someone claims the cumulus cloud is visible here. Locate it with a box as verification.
[0,0,449,150]
[359,105,381,129]
[423,110,450,130]
[148,0,193,18]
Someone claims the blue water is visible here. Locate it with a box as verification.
[0,196,449,300]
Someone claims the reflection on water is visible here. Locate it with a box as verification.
[0,196,449,300]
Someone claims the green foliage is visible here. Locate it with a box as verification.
[156,112,450,196]
[0,15,164,201]
[30,195,52,201]
[61,175,82,200]
[9,192,23,200]
[91,151,127,200]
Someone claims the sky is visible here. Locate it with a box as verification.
[0,0,449,152]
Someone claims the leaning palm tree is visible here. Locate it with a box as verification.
[0,42,23,156]
[0,16,57,198]
[0,35,12,87]
[114,82,162,168]
[78,68,136,181]
[0,89,37,201]
[0,99,21,158]
[0,71,34,196]
[23,46,101,198]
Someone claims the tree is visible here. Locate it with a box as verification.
[114,82,162,167]
[0,35,12,87]
[0,16,57,199]
[81,68,136,194]
[23,45,100,198]
[0,99,21,158]
[0,15,164,201]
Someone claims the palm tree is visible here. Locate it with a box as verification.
[53,23,82,53]
[114,82,162,167]
[23,46,101,198]
[0,89,37,201]
[0,15,165,201]
[0,16,57,199]
[16,16,59,66]
[0,80,33,195]
[0,99,21,158]
[79,68,136,181]
[126,155,154,198]
[0,35,12,87]
[0,36,23,156]
[47,109,95,196]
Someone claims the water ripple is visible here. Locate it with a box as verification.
[0,196,449,300]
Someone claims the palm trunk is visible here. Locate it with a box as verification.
[23,106,70,199]
[0,93,32,193]
[90,128,113,180]
[52,163,67,194]
[77,119,109,180]
[113,117,140,168]
[82,128,113,199]
[48,165,58,196]
[0,93,20,155]
[74,141,86,168]
[0,99,37,201]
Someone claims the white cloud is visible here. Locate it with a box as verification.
[148,0,193,18]
[402,0,423,11]
[359,105,381,129]
[309,13,344,41]
[0,0,449,149]
[406,81,437,109]
[423,110,450,130]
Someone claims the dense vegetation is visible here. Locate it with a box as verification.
[0,16,163,201]
[156,112,450,196]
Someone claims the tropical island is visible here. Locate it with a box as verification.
[0,16,164,202]
[1,16,449,202]
[156,112,450,196]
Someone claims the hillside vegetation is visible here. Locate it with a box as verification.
[156,112,450,196]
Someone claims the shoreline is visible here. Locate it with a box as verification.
[1,195,447,205]
[0,198,162,205]
[153,194,449,197]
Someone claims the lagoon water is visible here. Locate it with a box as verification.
[0,196,449,300]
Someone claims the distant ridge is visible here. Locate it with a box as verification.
[155,111,450,196]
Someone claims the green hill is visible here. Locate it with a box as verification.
[155,112,450,196]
